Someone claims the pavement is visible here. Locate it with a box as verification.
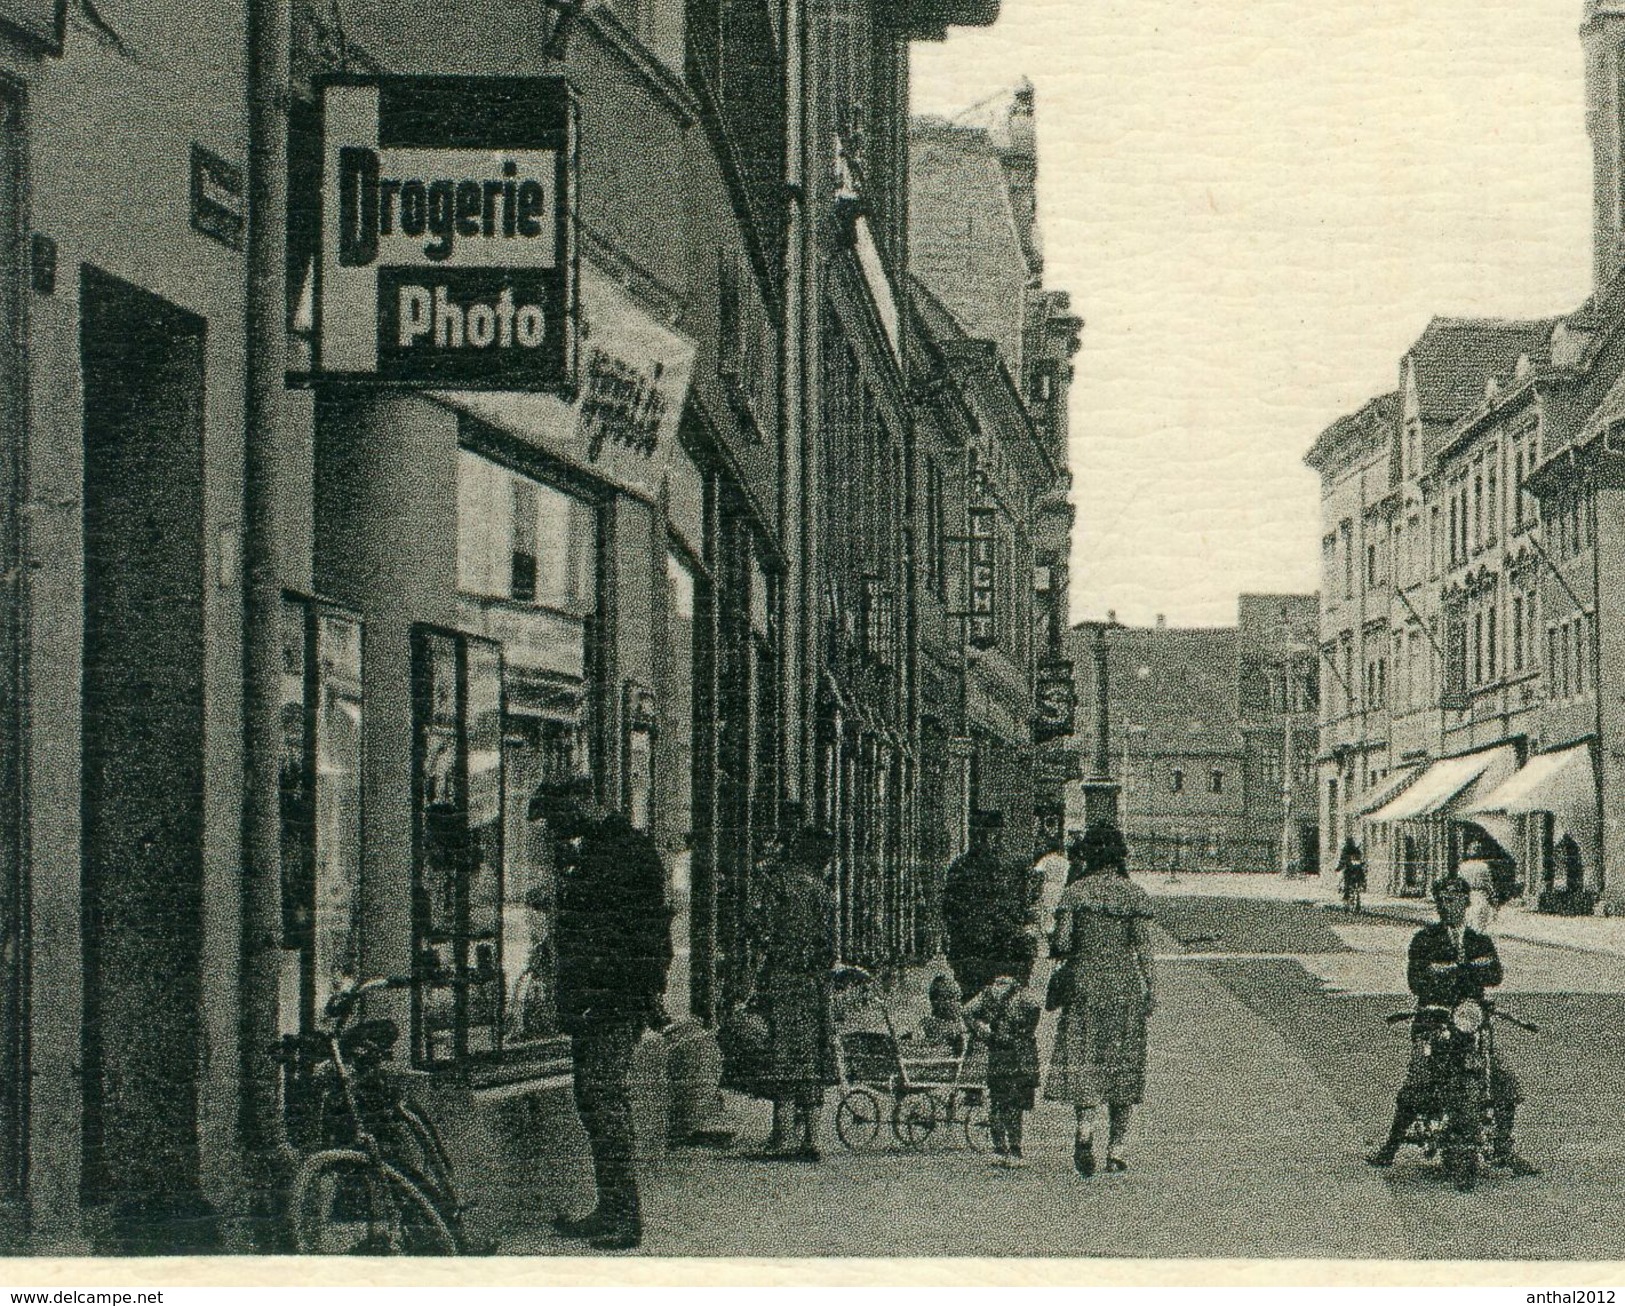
[483,880,1625,1260]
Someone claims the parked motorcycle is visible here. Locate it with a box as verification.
[1383,997,1538,1189]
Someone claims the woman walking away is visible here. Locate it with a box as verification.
[1046,821,1157,1176]
[1336,837,1367,915]
[963,934,1042,1168]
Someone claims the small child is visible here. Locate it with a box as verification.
[964,935,1042,1167]
[920,973,966,1056]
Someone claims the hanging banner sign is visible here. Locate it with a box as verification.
[1033,659,1077,744]
[969,507,997,650]
[432,261,697,509]
[311,75,578,391]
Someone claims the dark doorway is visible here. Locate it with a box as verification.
[1299,824,1320,876]
[79,267,214,1252]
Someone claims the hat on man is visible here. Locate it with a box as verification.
[527,773,594,822]
[1432,874,1471,903]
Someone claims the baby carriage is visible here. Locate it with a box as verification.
[830,965,989,1151]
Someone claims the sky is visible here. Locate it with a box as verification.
[910,0,1598,628]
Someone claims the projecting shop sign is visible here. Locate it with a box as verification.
[313,76,577,391]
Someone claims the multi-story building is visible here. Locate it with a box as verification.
[0,0,1038,1254]
[1236,594,1321,872]
[1069,598,1316,874]
[908,84,1078,872]
[1305,0,1625,904]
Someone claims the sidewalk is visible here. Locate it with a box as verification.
[501,953,1412,1258]
[1134,870,1625,959]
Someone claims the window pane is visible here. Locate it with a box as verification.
[465,638,505,1057]
[313,610,364,1021]
[414,629,462,1066]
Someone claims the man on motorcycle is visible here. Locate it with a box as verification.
[1364,875,1540,1189]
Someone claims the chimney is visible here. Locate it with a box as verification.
[1107,609,1116,625]
[1155,614,1166,630]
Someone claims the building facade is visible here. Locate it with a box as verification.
[908,84,1078,872]
[1069,598,1316,875]
[0,0,1082,1252]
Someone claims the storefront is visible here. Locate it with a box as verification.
[1366,743,1518,894]
[1464,740,1601,904]
[305,256,702,1090]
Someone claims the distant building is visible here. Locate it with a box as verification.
[1070,596,1317,874]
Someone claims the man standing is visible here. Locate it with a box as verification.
[1365,876,1539,1190]
[531,775,672,1251]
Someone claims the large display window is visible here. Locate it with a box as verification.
[418,447,602,1072]
[411,628,506,1068]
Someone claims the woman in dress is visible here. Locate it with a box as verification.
[1045,820,1157,1176]
[755,826,838,1160]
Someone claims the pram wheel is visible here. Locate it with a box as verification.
[891,1091,938,1148]
[950,1087,990,1152]
[836,1088,883,1150]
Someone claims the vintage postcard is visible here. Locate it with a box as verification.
[0,0,1621,1288]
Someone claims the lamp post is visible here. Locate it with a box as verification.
[1077,614,1124,829]
[1278,643,1313,879]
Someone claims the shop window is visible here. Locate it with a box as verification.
[452,451,603,1068]
[412,629,506,1069]
[278,595,365,1035]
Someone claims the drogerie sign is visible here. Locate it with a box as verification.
[314,75,577,391]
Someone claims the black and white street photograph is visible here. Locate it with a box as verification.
[2,0,1625,1280]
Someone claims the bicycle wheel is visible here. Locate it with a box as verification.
[951,1087,991,1152]
[396,1100,459,1214]
[891,1090,938,1148]
[835,1087,882,1150]
[292,1149,461,1256]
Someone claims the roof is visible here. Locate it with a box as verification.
[1405,317,1559,426]
[1302,392,1398,475]
[1071,624,1243,757]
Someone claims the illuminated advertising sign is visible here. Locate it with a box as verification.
[313,76,577,391]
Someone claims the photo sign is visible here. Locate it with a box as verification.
[314,76,577,391]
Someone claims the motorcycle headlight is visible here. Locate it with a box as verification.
[1451,999,1485,1034]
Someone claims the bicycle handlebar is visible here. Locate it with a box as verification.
[324,975,414,1023]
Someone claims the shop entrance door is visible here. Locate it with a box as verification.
[79,268,211,1250]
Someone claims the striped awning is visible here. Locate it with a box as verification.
[1366,745,1517,823]
[1463,742,1596,841]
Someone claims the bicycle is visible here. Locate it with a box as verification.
[282,976,468,1255]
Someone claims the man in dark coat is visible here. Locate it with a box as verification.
[531,775,672,1250]
[1365,876,1538,1189]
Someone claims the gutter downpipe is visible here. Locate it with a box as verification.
[242,0,298,1246]
[1590,464,1606,894]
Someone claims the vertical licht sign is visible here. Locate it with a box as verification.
[315,76,577,391]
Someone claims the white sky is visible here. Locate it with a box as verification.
[910,0,1597,627]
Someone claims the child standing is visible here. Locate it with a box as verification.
[964,935,1042,1167]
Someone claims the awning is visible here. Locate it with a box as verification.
[1366,745,1517,823]
[1463,743,1597,841]
[1356,765,1423,817]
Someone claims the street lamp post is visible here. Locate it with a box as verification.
[1077,614,1124,829]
